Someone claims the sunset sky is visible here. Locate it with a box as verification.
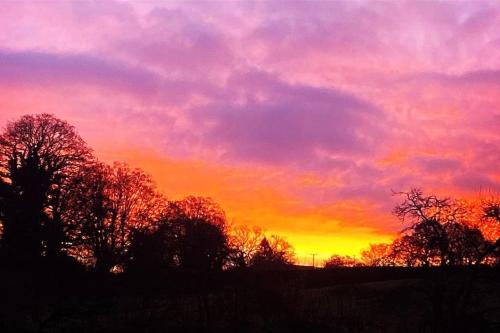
[1,1,499,263]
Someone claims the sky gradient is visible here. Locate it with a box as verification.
[1,1,499,263]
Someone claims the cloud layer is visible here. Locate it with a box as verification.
[1,1,499,259]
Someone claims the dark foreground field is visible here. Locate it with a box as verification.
[1,267,499,333]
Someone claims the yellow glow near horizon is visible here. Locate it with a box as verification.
[93,148,398,262]
[284,232,394,265]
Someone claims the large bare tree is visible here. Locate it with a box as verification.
[0,114,92,263]
[391,189,495,266]
[66,162,164,272]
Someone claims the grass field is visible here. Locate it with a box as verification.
[1,267,499,332]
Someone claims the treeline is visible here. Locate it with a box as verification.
[325,189,500,268]
[0,114,498,274]
[0,114,294,273]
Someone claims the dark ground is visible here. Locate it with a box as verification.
[1,266,499,333]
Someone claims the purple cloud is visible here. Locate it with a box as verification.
[112,7,234,76]
[0,49,219,105]
[0,49,159,96]
[412,156,463,173]
[190,70,384,166]
[453,173,500,192]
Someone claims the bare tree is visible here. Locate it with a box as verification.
[391,189,495,266]
[67,162,164,272]
[360,243,392,266]
[392,188,466,227]
[0,114,92,263]
[478,196,500,243]
[324,254,360,268]
[250,235,295,269]
[388,235,422,267]
[228,224,264,268]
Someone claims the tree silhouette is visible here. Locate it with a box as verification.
[388,235,421,267]
[360,243,391,266]
[163,196,230,272]
[228,224,264,268]
[478,198,500,265]
[126,223,177,273]
[478,197,500,244]
[0,114,91,264]
[483,200,500,222]
[443,221,489,265]
[250,235,295,269]
[392,188,462,227]
[324,254,359,268]
[389,189,497,266]
[66,162,164,272]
